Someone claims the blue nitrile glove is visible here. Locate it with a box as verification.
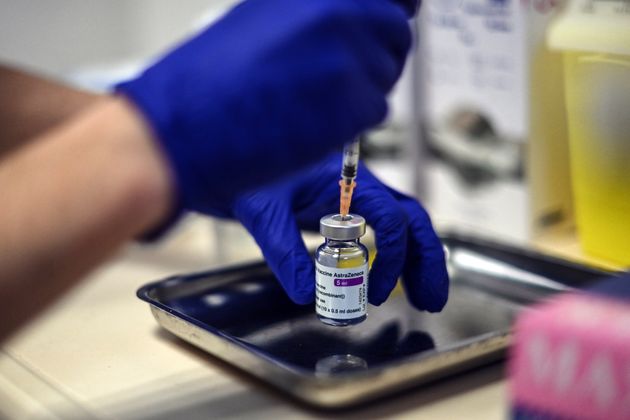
[232,154,449,311]
[116,0,416,219]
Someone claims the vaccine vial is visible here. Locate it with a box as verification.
[315,214,369,326]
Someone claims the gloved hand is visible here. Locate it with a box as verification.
[233,154,449,312]
[117,0,416,218]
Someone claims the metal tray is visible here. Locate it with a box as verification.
[137,233,610,408]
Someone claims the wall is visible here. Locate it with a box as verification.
[0,1,234,82]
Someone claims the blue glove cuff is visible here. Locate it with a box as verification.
[115,82,191,239]
[116,78,194,209]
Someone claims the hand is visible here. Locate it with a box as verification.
[117,0,415,218]
[233,154,449,312]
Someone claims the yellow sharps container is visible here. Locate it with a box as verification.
[548,2,630,265]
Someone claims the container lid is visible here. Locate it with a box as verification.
[320,214,366,241]
[548,2,630,56]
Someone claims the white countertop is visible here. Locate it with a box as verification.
[1,218,604,419]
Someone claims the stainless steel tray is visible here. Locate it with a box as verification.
[137,233,609,408]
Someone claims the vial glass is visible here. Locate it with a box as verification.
[315,214,369,326]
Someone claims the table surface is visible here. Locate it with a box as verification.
[0,218,615,419]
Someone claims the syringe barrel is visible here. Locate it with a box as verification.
[341,138,361,181]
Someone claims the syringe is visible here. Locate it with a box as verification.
[339,137,361,218]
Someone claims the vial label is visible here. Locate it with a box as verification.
[315,262,368,320]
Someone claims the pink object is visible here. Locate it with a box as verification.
[509,292,630,419]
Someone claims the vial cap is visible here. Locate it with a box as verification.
[320,214,366,241]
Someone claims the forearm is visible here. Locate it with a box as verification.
[0,97,173,342]
[0,65,103,155]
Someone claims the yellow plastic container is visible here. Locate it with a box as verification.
[549,3,630,265]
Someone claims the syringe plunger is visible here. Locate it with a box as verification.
[341,140,360,181]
